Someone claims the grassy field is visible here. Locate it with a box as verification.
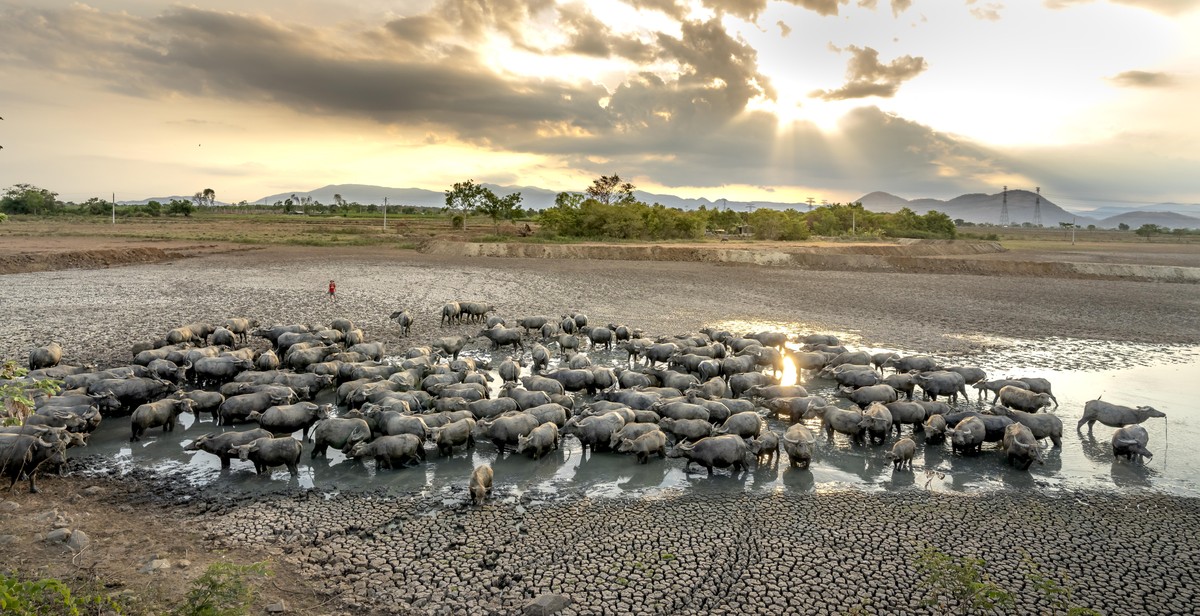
[1,212,1195,252]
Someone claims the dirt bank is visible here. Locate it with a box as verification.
[0,239,260,275]
[421,240,1200,283]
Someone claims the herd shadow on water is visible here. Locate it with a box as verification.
[80,322,1197,502]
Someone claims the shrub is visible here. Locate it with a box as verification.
[915,547,1013,615]
[174,561,270,616]
[0,572,124,615]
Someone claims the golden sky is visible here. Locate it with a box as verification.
[1,0,1197,208]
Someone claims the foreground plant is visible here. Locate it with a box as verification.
[174,561,270,616]
[915,546,1013,615]
[0,572,124,615]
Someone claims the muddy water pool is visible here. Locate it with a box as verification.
[75,328,1199,502]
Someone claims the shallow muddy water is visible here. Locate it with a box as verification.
[72,327,1199,502]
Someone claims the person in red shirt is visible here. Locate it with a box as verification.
[328,279,337,302]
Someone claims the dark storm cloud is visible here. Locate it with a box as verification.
[811,45,927,100]
[1108,70,1176,88]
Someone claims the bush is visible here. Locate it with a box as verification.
[174,561,270,616]
[915,547,1013,614]
[0,572,124,615]
[0,212,7,223]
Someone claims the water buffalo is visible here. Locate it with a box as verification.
[859,402,893,445]
[29,342,63,371]
[804,405,865,443]
[841,384,899,408]
[431,418,476,456]
[470,464,493,505]
[478,413,541,455]
[973,379,1029,403]
[886,437,916,470]
[477,327,524,352]
[348,434,425,469]
[185,428,272,467]
[749,432,779,466]
[562,412,626,453]
[1112,425,1153,465]
[219,390,296,425]
[1078,399,1166,433]
[782,424,816,468]
[0,434,66,492]
[667,435,751,476]
[389,310,415,336]
[586,327,614,351]
[250,402,332,440]
[228,436,303,476]
[913,371,969,403]
[997,385,1053,413]
[989,405,1063,447]
[307,417,367,456]
[130,398,197,441]
[923,414,948,443]
[619,430,668,464]
[1002,423,1044,470]
[947,416,986,456]
[441,302,462,325]
[717,412,762,439]
[1012,377,1059,407]
[516,422,559,459]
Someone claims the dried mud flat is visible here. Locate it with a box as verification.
[4,244,1200,614]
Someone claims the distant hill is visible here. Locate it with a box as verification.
[1099,211,1200,229]
[857,190,1099,227]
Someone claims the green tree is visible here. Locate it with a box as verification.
[444,180,491,229]
[1,184,60,215]
[168,199,195,217]
[586,174,636,205]
[1118,222,1130,231]
[1135,223,1160,241]
[478,191,523,232]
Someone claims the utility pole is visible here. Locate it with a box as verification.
[1071,216,1076,245]
[111,193,115,225]
[1000,185,1010,226]
[1034,186,1042,227]
[383,197,388,231]
[806,197,815,211]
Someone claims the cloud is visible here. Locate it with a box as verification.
[556,4,655,61]
[1043,0,1200,15]
[777,20,793,36]
[811,45,928,100]
[891,0,914,16]
[1108,70,1176,88]
[698,0,849,20]
[966,1,1004,20]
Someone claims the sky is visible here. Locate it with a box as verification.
[0,0,1197,209]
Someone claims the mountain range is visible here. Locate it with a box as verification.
[121,184,1200,229]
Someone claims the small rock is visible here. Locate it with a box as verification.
[0,534,18,545]
[175,560,191,569]
[46,528,72,544]
[0,501,20,514]
[266,600,287,613]
[82,486,104,496]
[141,559,171,573]
[67,530,90,552]
[523,593,572,616]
